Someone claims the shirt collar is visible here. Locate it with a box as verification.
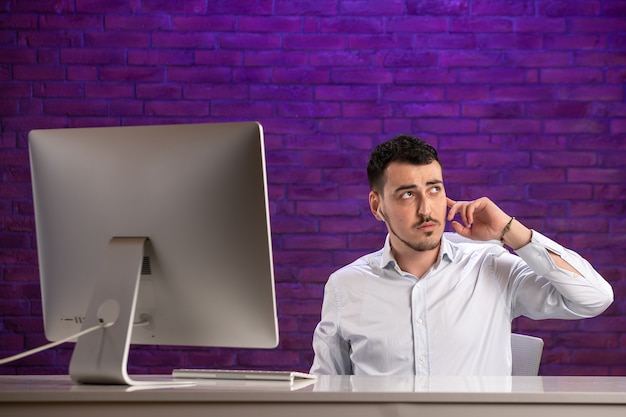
[378,233,454,273]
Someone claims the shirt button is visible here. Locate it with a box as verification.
[418,355,426,362]
[416,318,423,324]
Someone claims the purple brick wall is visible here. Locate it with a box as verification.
[1,0,625,376]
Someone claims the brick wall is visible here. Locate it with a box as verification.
[1,0,625,376]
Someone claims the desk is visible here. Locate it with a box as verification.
[1,374,626,417]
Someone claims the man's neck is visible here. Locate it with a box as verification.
[391,241,440,279]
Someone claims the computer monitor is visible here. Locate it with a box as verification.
[28,121,278,386]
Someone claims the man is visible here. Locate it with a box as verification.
[310,135,613,376]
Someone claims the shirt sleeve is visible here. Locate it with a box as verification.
[310,278,353,375]
[511,230,613,319]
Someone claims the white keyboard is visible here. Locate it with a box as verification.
[172,369,317,383]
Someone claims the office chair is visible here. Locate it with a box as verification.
[511,333,544,376]
[443,232,544,376]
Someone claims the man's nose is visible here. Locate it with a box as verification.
[418,197,431,217]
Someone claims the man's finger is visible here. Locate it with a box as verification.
[466,201,475,226]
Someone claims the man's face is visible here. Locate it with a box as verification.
[371,161,447,253]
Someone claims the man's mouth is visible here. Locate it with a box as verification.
[415,217,439,231]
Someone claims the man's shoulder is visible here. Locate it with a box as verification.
[444,233,508,254]
[329,249,382,280]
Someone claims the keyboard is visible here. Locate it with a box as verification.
[172,369,318,383]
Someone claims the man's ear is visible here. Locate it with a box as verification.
[369,191,384,221]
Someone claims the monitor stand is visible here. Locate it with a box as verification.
[68,237,193,387]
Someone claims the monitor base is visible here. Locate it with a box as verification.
[68,237,191,387]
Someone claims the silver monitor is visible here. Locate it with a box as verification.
[28,121,278,385]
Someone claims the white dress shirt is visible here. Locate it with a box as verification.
[310,231,613,376]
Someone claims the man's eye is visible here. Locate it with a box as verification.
[431,186,441,193]
[401,191,413,199]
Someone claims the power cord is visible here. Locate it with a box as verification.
[0,319,149,366]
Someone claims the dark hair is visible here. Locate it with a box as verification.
[367,135,440,192]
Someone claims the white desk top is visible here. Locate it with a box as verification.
[1,374,626,404]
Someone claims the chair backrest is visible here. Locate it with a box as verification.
[511,333,544,376]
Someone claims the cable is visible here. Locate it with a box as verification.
[0,321,113,366]
[0,318,152,366]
